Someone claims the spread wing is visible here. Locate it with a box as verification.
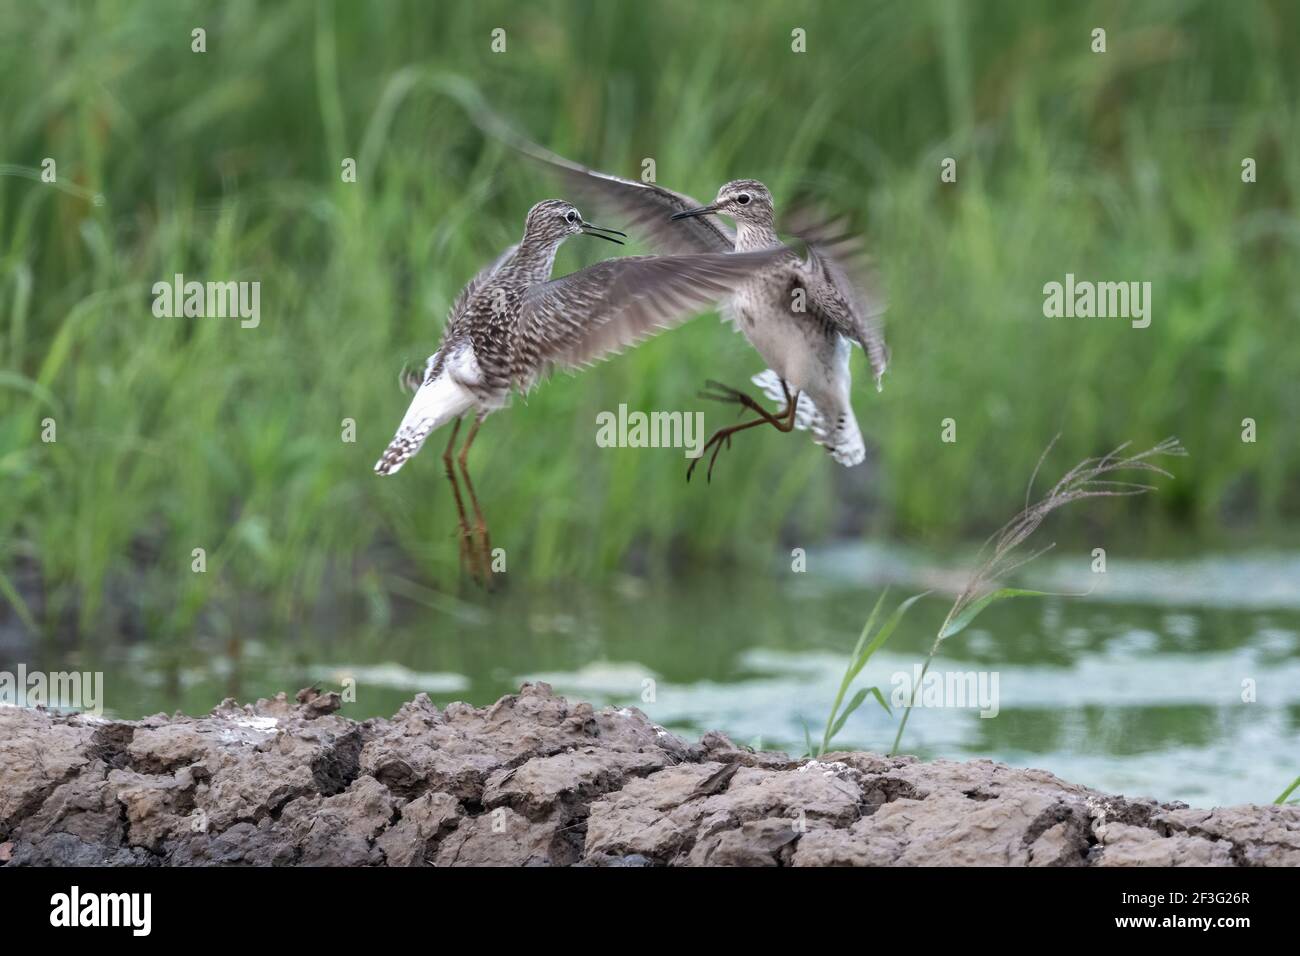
[471,108,734,255]
[514,248,786,381]
[789,210,890,388]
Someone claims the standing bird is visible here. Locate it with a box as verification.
[472,119,889,481]
[374,199,791,581]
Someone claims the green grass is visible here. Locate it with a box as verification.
[811,437,1186,758]
[808,587,924,758]
[2,0,1298,637]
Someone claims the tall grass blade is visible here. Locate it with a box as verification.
[819,589,923,755]
[890,437,1184,756]
[827,686,891,746]
[939,587,1049,641]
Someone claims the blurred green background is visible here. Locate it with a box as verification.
[2,0,1298,639]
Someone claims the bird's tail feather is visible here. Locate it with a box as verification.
[374,373,475,476]
[751,369,865,467]
[822,412,866,467]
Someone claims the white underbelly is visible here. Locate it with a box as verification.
[729,294,845,397]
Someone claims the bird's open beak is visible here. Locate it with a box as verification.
[671,204,721,221]
[580,223,627,244]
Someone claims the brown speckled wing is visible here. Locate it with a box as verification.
[788,208,890,387]
[515,248,786,380]
[476,111,735,255]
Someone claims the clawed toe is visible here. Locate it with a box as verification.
[698,380,748,403]
[686,380,802,485]
[400,364,424,393]
[686,428,736,484]
[696,379,787,427]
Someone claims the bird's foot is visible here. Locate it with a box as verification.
[686,389,801,484]
[469,521,494,592]
[687,425,740,483]
[400,363,424,394]
[454,526,489,586]
[697,380,784,426]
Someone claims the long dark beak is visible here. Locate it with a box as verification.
[671,204,721,221]
[580,223,627,245]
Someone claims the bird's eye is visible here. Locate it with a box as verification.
[736,194,751,205]
[565,211,578,223]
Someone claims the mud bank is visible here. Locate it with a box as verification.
[1,683,1296,866]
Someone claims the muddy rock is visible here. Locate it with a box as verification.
[1,684,1296,867]
[376,791,461,867]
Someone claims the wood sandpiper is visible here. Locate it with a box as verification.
[374,199,792,581]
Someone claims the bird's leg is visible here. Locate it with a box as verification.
[457,414,494,590]
[775,381,800,430]
[687,383,801,484]
[441,417,483,584]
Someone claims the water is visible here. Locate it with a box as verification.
[10,544,1299,809]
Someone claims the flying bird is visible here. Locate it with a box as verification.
[475,119,889,481]
[375,199,791,581]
